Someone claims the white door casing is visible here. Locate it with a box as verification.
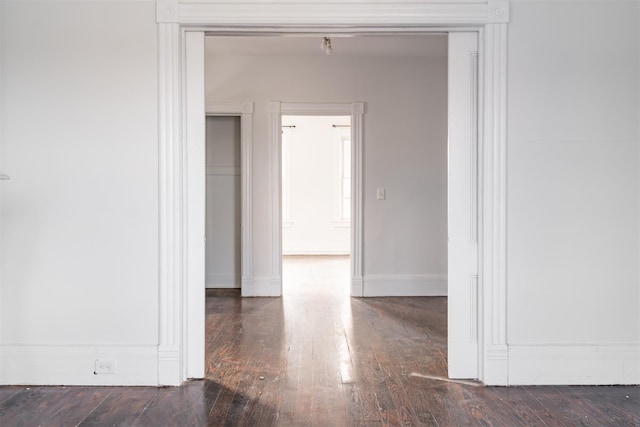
[448,32,479,379]
[160,0,510,386]
[185,31,206,380]
[204,103,254,298]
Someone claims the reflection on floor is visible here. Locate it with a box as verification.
[283,254,351,297]
[205,254,450,425]
[0,255,638,426]
[201,256,639,426]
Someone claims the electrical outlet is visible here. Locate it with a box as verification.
[94,359,117,375]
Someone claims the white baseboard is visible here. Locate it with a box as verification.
[363,274,447,297]
[448,340,478,379]
[508,343,640,385]
[205,274,240,288]
[241,276,281,297]
[483,344,509,385]
[158,345,181,386]
[351,276,364,297]
[0,344,158,386]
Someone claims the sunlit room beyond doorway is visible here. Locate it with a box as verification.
[282,255,350,298]
[281,115,352,298]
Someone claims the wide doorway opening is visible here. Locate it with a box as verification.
[281,115,351,298]
[205,115,242,291]
[192,32,481,382]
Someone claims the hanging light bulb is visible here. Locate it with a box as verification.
[320,37,333,55]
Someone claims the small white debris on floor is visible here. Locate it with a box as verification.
[409,372,482,387]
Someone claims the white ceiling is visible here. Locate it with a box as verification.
[205,34,447,58]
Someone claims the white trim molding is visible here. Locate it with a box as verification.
[447,32,480,380]
[157,0,510,26]
[479,22,509,386]
[185,30,206,381]
[206,102,254,115]
[363,275,447,297]
[508,344,640,385]
[157,1,510,386]
[158,22,184,386]
[350,102,365,297]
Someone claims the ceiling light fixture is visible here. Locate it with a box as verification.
[0,172,9,180]
[320,37,333,55]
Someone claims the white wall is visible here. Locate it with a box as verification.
[506,0,639,384]
[282,115,351,255]
[205,116,241,288]
[205,38,449,295]
[0,1,159,385]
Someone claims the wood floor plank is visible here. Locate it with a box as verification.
[130,380,221,426]
[0,386,22,407]
[480,386,549,426]
[0,386,111,426]
[76,387,159,426]
[553,385,640,427]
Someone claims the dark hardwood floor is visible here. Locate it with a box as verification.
[1,256,638,426]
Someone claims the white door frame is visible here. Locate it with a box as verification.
[269,102,364,298]
[204,102,255,296]
[448,32,480,379]
[157,0,510,386]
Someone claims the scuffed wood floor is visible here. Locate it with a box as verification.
[1,256,638,426]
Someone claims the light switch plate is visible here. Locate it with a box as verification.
[377,188,385,200]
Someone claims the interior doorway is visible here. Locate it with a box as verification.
[205,115,242,290]
[269,102,364,298]
[182,32,492,384]
[281,115,352,296]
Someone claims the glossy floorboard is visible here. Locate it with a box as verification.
[1,256,638,426]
